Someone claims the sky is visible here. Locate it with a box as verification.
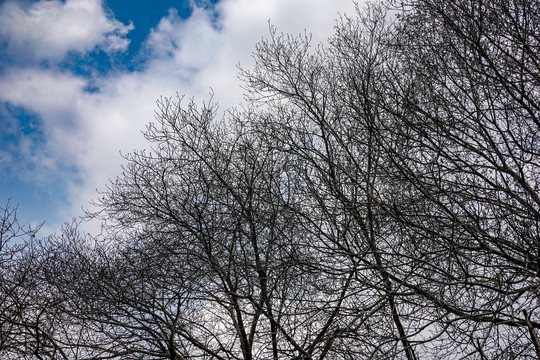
[0,0,358,236]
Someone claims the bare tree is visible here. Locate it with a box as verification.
[0,202,71,360]
[0,201,33,357]
[3,0,539,358]
[378,0,540,357]
[240,0,540,357]
[90,96,361,359]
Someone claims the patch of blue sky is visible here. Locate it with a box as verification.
[105,0,195,56]
[0,103,74,228]
[0,41,8,72]
[61,0,220,77]
[0,103,44,148]
[0,177,69,231]
[57,1,222,83]
[59,48,128,79]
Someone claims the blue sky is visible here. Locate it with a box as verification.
[0,0,356,235]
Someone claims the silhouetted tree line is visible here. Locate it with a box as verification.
[2,0,539,358]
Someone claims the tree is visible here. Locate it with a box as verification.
[85,0,540,357]
[92,96,365,359]
[381,0,540,357]
[240,0,540,356]
[240,6,426,358]
[0,201,33,357]
[3,0,539,358]
[0,202,71,360]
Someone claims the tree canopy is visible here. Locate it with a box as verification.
[2,0,539,358]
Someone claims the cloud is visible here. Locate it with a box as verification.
[0,0,133,61]
[198,0,358,108]
[0,68,89,161]
[0,68,87,179]
[139,6,223,78]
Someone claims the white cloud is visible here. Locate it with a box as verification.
[0,0,133,61]
[0,68,88,180]
[0,0,359,234]
[198,0,358,109]
[140,7,223,78]
[0,68,87,114]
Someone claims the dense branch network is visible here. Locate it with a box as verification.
[1,0,539,359]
